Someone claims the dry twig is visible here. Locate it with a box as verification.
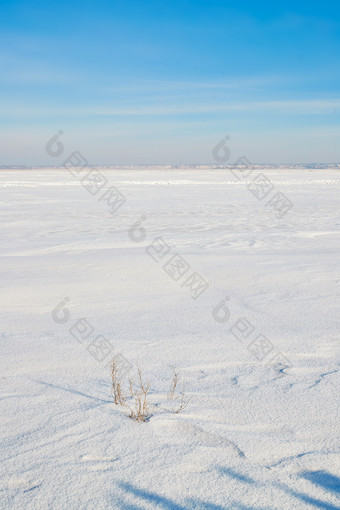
[111,355,126,406]
[172,380,191,414]
[167,370,179,399]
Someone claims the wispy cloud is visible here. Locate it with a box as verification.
[2,99,339,118]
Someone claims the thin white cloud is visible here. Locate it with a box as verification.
[2,99,339,118]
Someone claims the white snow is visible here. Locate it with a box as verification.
[0,167,339,509]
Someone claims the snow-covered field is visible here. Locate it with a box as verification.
[1,167,339,510]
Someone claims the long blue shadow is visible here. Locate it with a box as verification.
[279,483,340,510]
[118,482,187,510]
[300,470,340,495]
[118,482,263,510]
[217,466,255,485]
[185,501,227,510]
[32,378,112,404]
[117,503,141,510]
[189,500,261,510]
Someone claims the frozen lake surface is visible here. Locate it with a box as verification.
[1,168,339,509]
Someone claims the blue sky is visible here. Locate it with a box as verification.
[1,0,339,165]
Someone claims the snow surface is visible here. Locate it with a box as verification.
[1,168,339,509]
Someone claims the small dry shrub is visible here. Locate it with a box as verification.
[172,380,191,414]
[168,373,191,414]
[127,367,151,422]
[111,355,126,406]
[167,370,179,399]
[110,357,191,421]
